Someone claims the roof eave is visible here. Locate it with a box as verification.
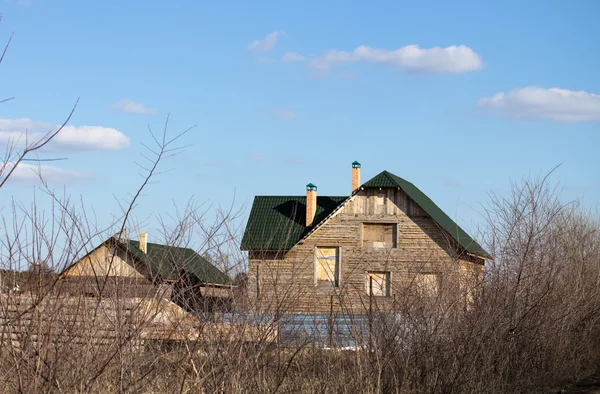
[202,283,236,288]
[467,252,492,261]
[243,248,290,252]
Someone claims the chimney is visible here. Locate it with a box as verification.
[114,228,128,243]
[306,183,317,227]
[352,161,361,192]
[139,232,148,254]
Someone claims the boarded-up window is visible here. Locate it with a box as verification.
[362,223,397,249]
[366,271,391,296]
[415,273,439,297]
[315,247,340,287]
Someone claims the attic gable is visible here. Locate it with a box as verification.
[359,171,491,259]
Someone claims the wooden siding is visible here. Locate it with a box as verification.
[0,293,274,348]
[247,187,485,313]
[62,245,146,279]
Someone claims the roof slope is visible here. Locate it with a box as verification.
[363,171,491,259]
[122,240,230,284]
[61,238,230,285]
[240,196,347,250]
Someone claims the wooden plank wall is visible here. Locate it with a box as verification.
[247,187,485,313]
[62,245,146,278]
[0,293,274,349]
[0,293,198,350]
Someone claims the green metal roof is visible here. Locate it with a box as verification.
[362,171,491,259]
[60,237,230,285]
[120,240,230,284]
[240,196,347,251]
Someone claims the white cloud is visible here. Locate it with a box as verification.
[3,162,89,183]
[270,109,297,120]
[307,44,482,74]
[112,99,157,114]
[0,118,130,151]
[282,52,306,62]
[53,125,130,150]
[248,31,286,54]
[478,87,600,122]
[309,50,357,71]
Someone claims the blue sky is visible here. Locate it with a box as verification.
[1,0,599,247]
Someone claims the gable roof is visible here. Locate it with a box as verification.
[240,196,347,251]
[62,238,230,285]
[362,171,491,259]
[241,170,491,260]
[122,240,230,284]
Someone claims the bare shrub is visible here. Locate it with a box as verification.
[2,130,600,394]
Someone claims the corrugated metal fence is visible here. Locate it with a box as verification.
[208,311,376,349]
[277,313,370,348]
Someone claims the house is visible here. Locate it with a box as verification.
[241,162,491,314]
[60,233,233,313]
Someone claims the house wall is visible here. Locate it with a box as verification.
[247,187,485,313]
[60,244,162,298]
[62,245,146,278]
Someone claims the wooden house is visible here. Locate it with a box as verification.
[241,162,491,313]
[60,234,233,313]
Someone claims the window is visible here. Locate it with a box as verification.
[366,271,391,297]
[415,273,439,297]
[362,223,397,249]
[315,247,340,287]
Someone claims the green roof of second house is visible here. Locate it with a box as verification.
[241,170,491,259]
[121,240,230,284]
[61,238,230,285]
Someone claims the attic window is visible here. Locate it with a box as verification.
[315,247,340,288]
[362,223,397,249]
